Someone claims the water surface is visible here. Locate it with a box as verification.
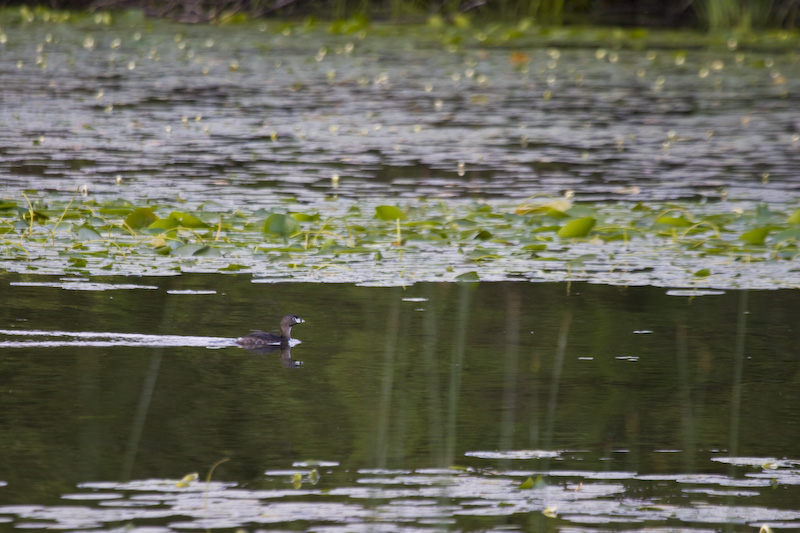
[1,19,799,206]
[1,273,798,530]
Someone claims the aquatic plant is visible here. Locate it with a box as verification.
[1,190,797,288]
[1,0,797,28]
[692,0,798,31]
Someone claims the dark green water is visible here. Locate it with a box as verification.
[1,273,799,530]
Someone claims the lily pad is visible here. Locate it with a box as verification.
[557,216,596,238]
[264,213,301,239]
[375,205,406,221]
[739,227,771,245]
[124,207,158,230]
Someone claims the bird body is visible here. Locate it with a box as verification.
[236,314,305,347]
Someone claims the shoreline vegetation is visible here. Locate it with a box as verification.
[0,0,798,28]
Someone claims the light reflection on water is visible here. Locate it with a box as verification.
[0,273,799,529]
[0,328,234,348]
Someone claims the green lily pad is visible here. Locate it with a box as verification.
[149,217,180,231]
[169,211,209,228]
[170,243,219,257]
[739,227,770,245]
[656,216,692,227]
[772,227,800,244]
[557,216,596,238]
[124,207,158,230]
[264,213,301,239]
[76,225,102,241]
[375,205,406,221]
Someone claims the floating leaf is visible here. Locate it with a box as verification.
[149,217,180,231]
[171,244,219,257]
[264,213,300,239]
[693,268,711,277]
[375,205,406,221]
[176,472,198,488]
[76,225,101,241]
[516,199,572,216]
[170,211,208,228]
[739,227,770,245]
[519,477,534,489]
[24,209,49,222]
[656,216,692,227]
[455,271,479,282]
[220,263,247,271]
[124,207,158,230]
[787,209,800,225]
[467,248,499,262]
[291,212,320,222]
[542,506,558,518]
[772,227,800,244]
[557,216,596,238]
[521,244,547,251]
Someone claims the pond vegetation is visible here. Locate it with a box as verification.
[1,11,799,287]
[4,0,800,29]
[2,190,800,288]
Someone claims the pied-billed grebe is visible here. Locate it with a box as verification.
[236,314,305,347]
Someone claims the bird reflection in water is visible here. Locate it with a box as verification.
[239,340,302,368]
